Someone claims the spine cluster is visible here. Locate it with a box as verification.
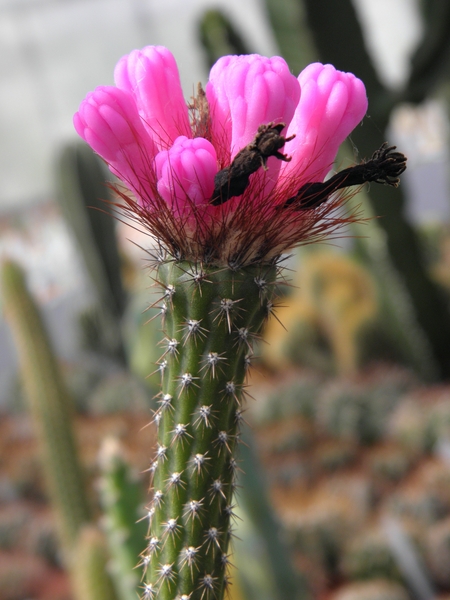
[142,259,277,600]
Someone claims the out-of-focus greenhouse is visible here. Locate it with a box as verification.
[1,1,450,599]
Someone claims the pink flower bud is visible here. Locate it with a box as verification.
[206,54,300,163]
[73,47,382,265]
[114,46,191,151]
[73,85,158,199]
[280,63,368,187]
[155,136,218,214]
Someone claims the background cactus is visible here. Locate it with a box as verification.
[1,260,91,553]
[55,140,127,364]
[246,369,450,596]
[330,579,409,600]
[98,437,148,600]
[141,259,279,599]
[236,429,309,600]
[1,260,123,600]
[71,525,119,600]
[198,9,250,69]
[341,529,401,582]
[262,251,407,376]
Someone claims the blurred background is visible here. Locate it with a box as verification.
[2,0,450,599]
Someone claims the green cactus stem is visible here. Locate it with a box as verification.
[71,525,119,600]
[98,438,148,600]
[142,259,277,600]
[1,260,91,553]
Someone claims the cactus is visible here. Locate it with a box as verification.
[0,503,29,551]
[198,9,251,69]
[381,459,450,533]
[263,0,315,75]
[0,552,51,600]
[316,381,395,446]
[25,509,60,567]
[388,397,433,456]
[236,429,309,600]
[98,438,148,600]
[302,252,379,376]
[347,190,439,381]
[71,525,119,600]
[141,260,278,600]
[1,260,91,553]
[255,376,321,424]
[314,439,356,472]
[330,579,409,600]
[424,516,450,588]
[285,494,359,577]
[365,444,412,486]
[1,260,121,600]
[427,394,450,449]
[55,140,126,363]
[263,252,387,376]
[341,529,401,582]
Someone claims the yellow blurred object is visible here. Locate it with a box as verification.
[227,558,247,600]
[264,251,379,375]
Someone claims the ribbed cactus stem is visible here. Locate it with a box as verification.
[1,260,91,552]
[143,260,277,600]
[72,525,119,600]
[99,438,148,600]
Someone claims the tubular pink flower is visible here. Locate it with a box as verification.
[73,85,158,199]
[155,136,218,214]
[280,63,368,189]
[205,54,300,163]
[73,46,399,265]
[114,46,191,151]
[205,54,300,200]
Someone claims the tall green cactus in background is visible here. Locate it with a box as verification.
[1,260,91,552]
[1,260,122,600]
[98,438,148,600]
[263,0,450,379]
[55,140,127,364]
[198,9,251,69]
[72,525,119,600]
[236,429,310,600]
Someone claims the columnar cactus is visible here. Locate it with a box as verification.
[72,525,119,600]
[1,261,91,553]
[74,45,406,599]
[98,438,148,600]
[139,260,276,599]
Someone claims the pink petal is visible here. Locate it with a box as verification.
[155,136,218,213]
[280,63,368,188]
[206,54,300,199]
[114,46,191,150]
[206,54,301,162]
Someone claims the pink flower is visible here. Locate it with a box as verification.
[73,85,159,202]
[74,46,371,265]
[155,136,217,211]
[280,63,368,192]
[114,46,191,150]
[205,54,301,163]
